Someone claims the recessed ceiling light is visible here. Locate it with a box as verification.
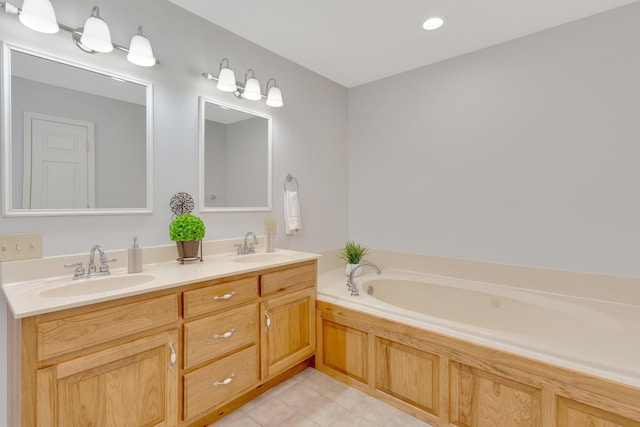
[423,16,445,31]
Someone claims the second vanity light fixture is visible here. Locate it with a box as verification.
[0,0,156,66]
[202,58,284,108]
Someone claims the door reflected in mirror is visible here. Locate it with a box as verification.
[199,97,272,212]
[1,42,153,216]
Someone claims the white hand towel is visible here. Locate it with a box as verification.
[284,190,302,234]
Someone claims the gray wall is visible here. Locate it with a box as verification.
[204,120,227,206]
[348,2,640,277]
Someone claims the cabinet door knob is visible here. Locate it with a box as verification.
[168,342,177,370]
[213,291,236,301]
[214,373,236,386]
[213,328,236,339]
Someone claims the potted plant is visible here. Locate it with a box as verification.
[338,240,369,277]
[170,213,205,260]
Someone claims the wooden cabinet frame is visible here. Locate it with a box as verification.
[12,260,318,427]
[317,300,640,427]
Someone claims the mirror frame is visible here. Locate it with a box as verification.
[1,41,154,217]
[198,96,272,212]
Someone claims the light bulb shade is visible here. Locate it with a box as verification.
[217,67,237,92]
[127,28,155,67]
[80,8,113,53]
[18,0,59,34]
[242,77,262,100]
[266,85,283,107]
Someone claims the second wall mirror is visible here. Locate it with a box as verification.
[199,97,272,212]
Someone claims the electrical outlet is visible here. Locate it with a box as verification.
[264,219,277,235]
[0,232,43,262]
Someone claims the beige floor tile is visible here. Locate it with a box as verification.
[209,368,429,427]
[383,410,435,427]
[277,413,321,427]
[351,394,397,426]
[276,382,322,410]
[246,398,296,427]
[217,414,261,427]
[329,412,379,427]
[322,381,370,410]
[298,395,350,427]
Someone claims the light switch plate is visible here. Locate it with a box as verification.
[0,232,43,262]
[264,219,277,235]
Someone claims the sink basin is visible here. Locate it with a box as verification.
[233,252,295,264]
[39,274,156,298]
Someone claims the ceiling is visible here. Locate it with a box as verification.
[168,0,639,88]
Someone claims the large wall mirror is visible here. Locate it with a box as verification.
[1,42,153,216]
[199,97,271,212]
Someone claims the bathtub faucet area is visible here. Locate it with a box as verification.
[347,260,381,296]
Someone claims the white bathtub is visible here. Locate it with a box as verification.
[317,268,640,387]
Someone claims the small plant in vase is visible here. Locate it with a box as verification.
[169,192,205,263]
[338,240,369,277]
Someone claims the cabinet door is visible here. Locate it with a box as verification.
[449,361,542,427]
[37,330,179,427]
[261,287,315,379]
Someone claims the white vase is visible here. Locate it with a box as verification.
[345,263,362,277]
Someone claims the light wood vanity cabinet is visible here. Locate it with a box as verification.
[317,301,640,427]
[23,294,180,427]
[16,260,317,427]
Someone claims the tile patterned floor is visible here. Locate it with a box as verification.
[208,367,434,427]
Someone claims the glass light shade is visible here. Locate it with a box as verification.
[127,29,156,67]
[266,85,283,107]
[242,77,262,101]
[80,9,113,53]
[217,67,237,92]
[18,0,59,34]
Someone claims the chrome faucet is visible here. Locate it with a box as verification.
[236,232,259,255]
[347,260,381,296]
[65,245,116,279]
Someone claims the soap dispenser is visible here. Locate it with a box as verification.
[265,220,276,253]
[128,237,143,273]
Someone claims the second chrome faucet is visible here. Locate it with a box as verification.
[347,260,381,296]
[65,245,117,279]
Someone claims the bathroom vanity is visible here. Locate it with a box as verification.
[4,251,317,427]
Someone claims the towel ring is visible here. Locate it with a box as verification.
[284,173,299,191]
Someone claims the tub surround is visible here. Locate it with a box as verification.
[1,238,319,318]
[318,248,640,306]
[317,252,640,426]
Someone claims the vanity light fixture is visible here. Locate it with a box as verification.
[0,1,157,66]
[79,7,112,53]
[242,69,262,101]
[423,16,445,31]
[18,0,58,34]
[202,59,284,107]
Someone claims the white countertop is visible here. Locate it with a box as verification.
[2,249,319,319]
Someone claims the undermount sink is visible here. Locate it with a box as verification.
[233,252,295,264]
[39,274,157,298]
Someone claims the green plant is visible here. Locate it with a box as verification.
[338,240,369,264]
[169,214,205,241]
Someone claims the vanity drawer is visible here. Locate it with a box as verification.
[183,344,259,420]
[183,276,259,319]
[184,303,259,369]
[37,294,179,361]
[261,262,317,297]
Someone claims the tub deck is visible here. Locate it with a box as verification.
[318,268,640,388]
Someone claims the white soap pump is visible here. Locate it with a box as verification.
[128,237,143,273]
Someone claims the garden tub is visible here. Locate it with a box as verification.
[317,268,640,387]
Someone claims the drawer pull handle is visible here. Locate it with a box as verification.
[214,373,236,386]
[213,328,236,339]
[264,310,271,332]
[213,291,236,301]
[168,342,177,371]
